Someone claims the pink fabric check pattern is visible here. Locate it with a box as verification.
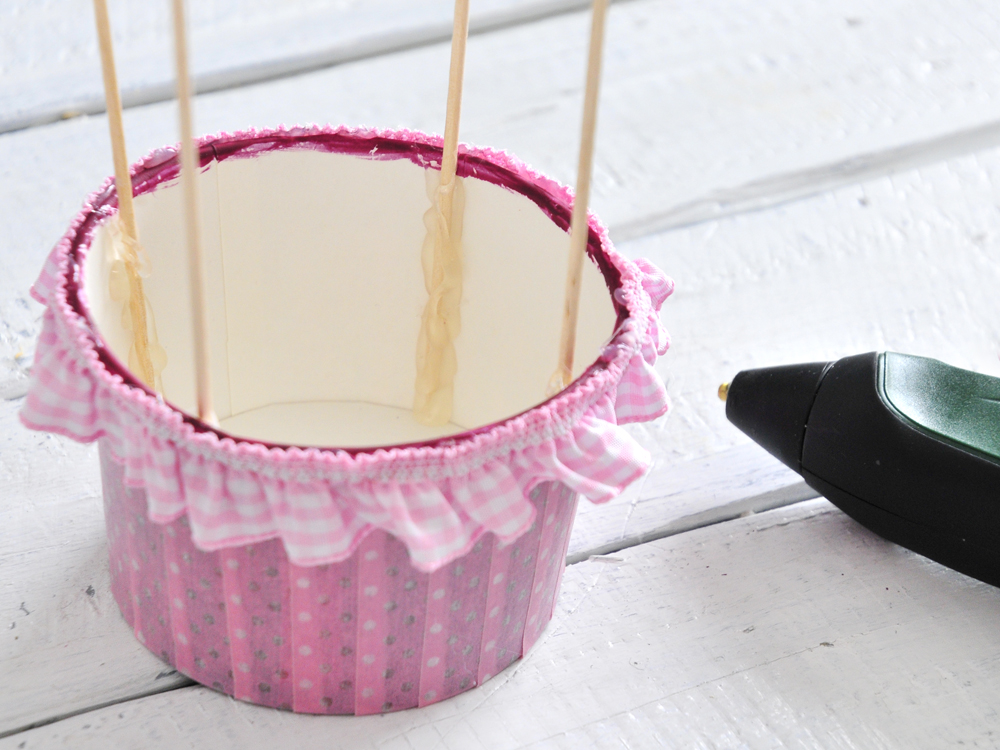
[20,125,673,573]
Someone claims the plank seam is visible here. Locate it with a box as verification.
[611,118,1000,240]
[0,672,195,741]
[0,0,642,137]
[565,480,819,565]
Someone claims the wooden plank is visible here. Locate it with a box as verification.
[4,0,1000,737]
[567,444,814,563]
[627,147,1000,466]
[6,499,999,748]
[0,403,193,738]
[8,138,1000,732]
[4,0,1000,228]
[5,0,1000,379]
[7,65,1000,737]
[0,0,591,132]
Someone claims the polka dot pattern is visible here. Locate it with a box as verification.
[417,535,493,707]
[352,531,429,715]
[521,483,579,654]
[475,482,577,684]
[101,444,577,715]
[103,450,175,667]
[288,557,356,714]
[163,513,233,695]
[103,464,134,631]
[222,539,294,709]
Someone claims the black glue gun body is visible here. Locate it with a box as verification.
[726,352,1000,587]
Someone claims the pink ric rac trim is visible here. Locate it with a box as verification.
[21,124,674,572]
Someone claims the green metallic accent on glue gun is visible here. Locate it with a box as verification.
[880,352,1000,463]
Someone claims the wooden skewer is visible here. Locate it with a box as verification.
[92,0,156,389]
[171,0,217,426]
[439,0,470,228]
[549,0,610,395]
[412,0,470,426]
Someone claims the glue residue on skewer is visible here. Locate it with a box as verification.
[413,168,465,426]
[93,0,160,391]
[106,215,167,390]
[413,0,470,427]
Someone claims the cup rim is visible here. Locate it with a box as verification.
[59,124,640,460]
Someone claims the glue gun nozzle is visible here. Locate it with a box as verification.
[718,382,730,402]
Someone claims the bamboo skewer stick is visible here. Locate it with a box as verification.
[438,0,470,228]
[549,0,610,396]
[93,0,156,389]
[413,0,471,426]
[171,0,217,426]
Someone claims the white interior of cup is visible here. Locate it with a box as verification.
[83,147,616,448]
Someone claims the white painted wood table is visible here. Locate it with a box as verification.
[3,1,1000,747]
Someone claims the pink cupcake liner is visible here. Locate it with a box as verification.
[24,126,672,712]
[102,444,577,713]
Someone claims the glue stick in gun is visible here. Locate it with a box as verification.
[720,352,1000,588]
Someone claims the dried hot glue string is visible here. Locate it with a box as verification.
[414,0,470,427]
[414,173,465,426]
[107,219,167,389]
[93,0,161,390]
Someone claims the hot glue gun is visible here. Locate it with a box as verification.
[722,352,1000,587]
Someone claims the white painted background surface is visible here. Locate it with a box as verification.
[3,0,1000,747]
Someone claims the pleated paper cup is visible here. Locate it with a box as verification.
[21,126,674,714]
